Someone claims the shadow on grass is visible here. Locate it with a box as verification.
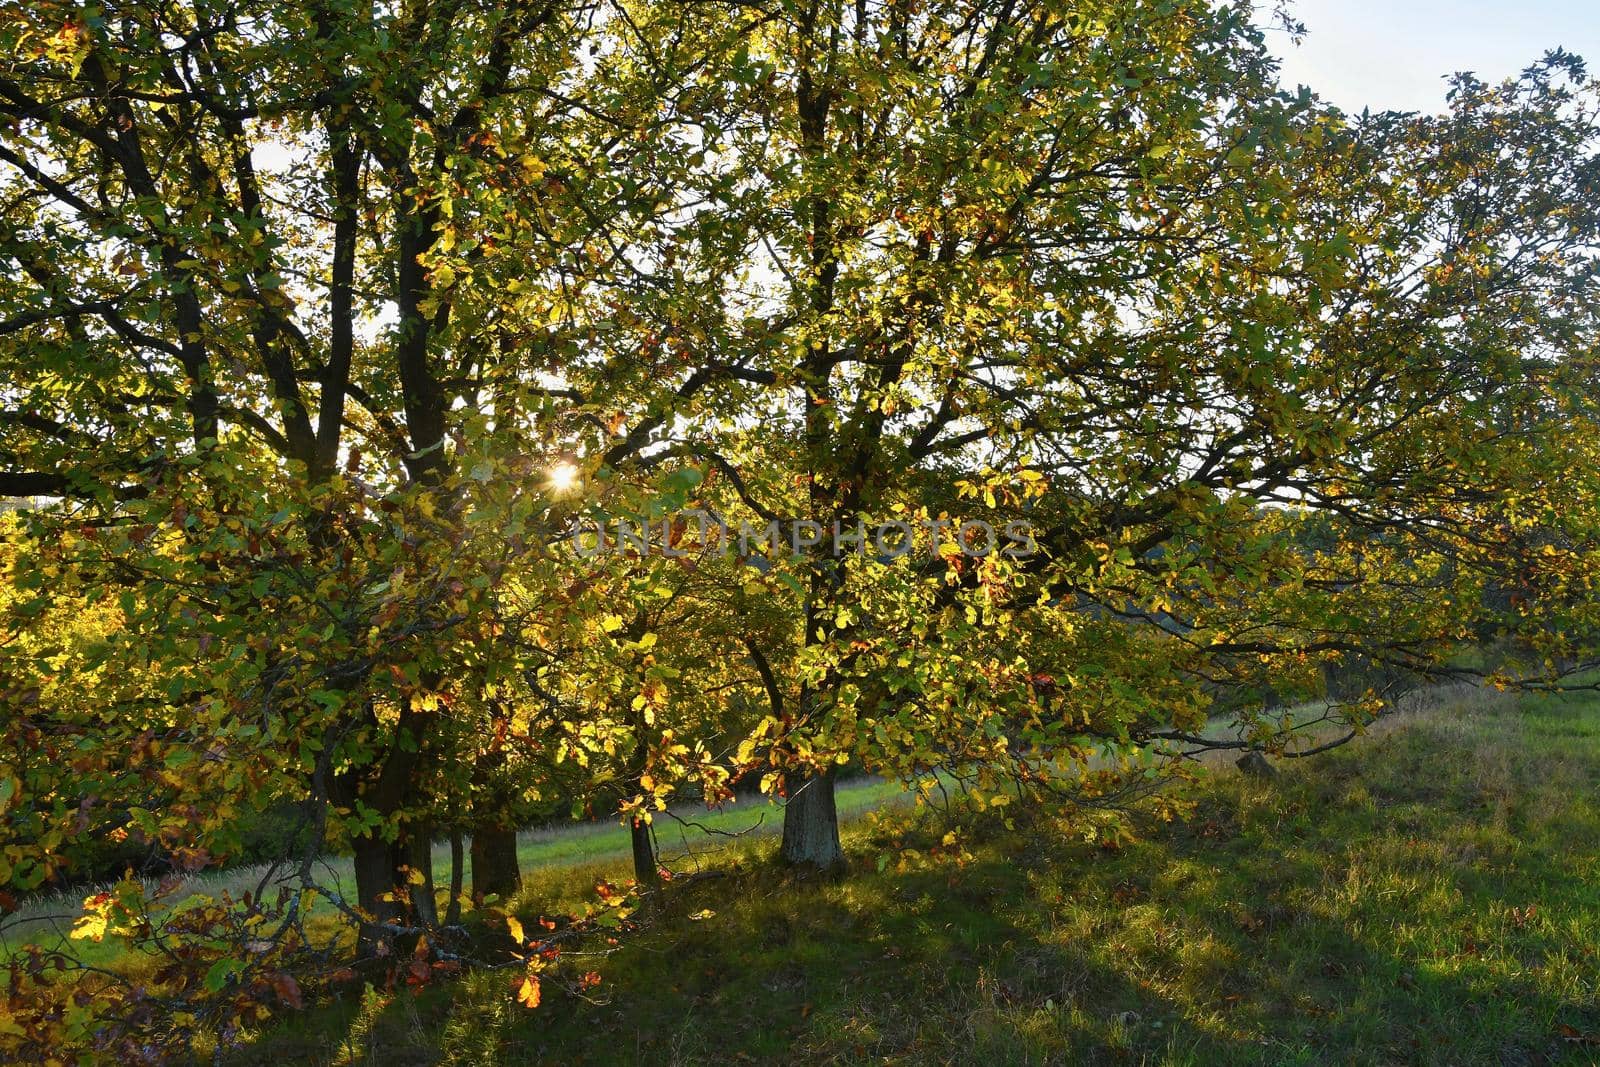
[227,693,1600,1066]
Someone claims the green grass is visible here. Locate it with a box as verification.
[217,685,1600,1065]
[0,775,910,972]
[505,773,907,872]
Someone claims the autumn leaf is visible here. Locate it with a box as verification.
[269,973,305,1010]
[70,893,113,942]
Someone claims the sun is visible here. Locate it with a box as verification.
[547,461,580,493]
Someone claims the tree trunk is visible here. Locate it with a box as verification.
[470,824,521,902]
[444,829,464,925]
[780,769,844,872]
[630,816,660,886]
[468,715,520,903]
[351,831,409,954]
[333,697,433,956]
[406,820,438,929]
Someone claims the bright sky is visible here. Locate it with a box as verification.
[1268,0,1600,114]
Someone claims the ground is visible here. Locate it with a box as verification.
[204,684,1600,1066]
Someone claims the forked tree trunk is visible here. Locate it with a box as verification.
[780,769,844,872]
[630,816,660,886]
[470,824,521,902]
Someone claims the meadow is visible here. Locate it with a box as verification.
[184,685,1600,1066]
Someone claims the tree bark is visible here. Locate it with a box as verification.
[333,697,432,955]
[780,769,844,872]
[470,824,521,902]
[468,732,521,902]
[351,831,410,954]
[630,816,660,886]
[406,820,438,929]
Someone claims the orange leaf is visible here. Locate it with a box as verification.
[517,975,541,1009]
[269,972,304,1010]
[407,958,431,986]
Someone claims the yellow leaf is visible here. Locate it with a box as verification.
[517,975,542,1009]
[71,892,114,942]
[506,915,524,944]
[70,911,108,942]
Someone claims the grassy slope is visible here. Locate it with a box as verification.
[226,687,1600,1066]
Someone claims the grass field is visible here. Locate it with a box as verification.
[0,776,912,969]
[201,684,1600,1066]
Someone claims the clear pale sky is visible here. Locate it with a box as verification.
[1268,0,1600,114]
